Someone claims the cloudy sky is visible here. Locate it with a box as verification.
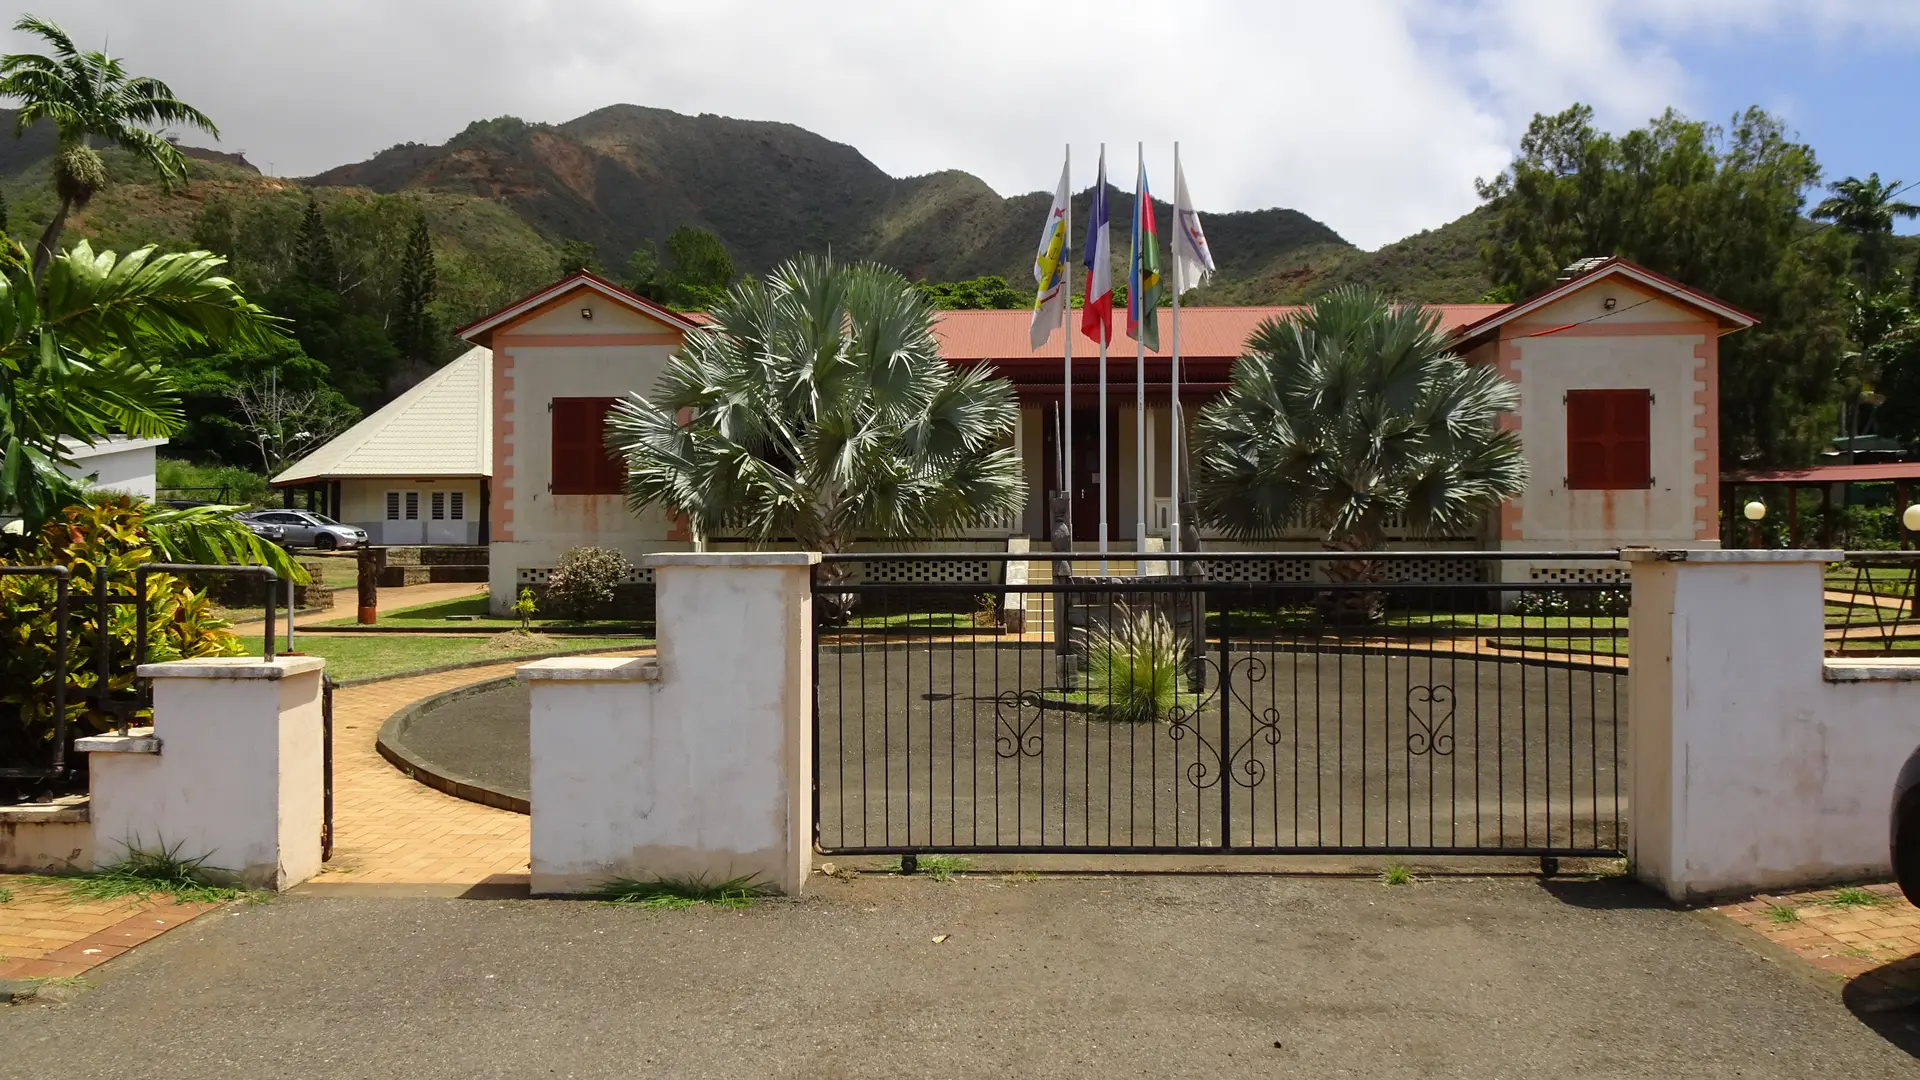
[6,1,1918,249]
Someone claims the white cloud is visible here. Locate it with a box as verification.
[4,0,1916,249]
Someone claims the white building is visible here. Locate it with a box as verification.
[61,436,169,501]
[270,346,492,545]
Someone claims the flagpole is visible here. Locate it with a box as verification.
[1097,145,1109,573]
[1062,143,1073,548]
[1134,141,1147,558]
[1169,142,1183,558]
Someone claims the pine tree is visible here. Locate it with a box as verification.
[295,195,338,289]
[391,210,440,364]
[0,187,9,237]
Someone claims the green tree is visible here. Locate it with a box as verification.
[1190,286,1527,611]
[555,239,602,276]
[391,209,440,365]
[606,255,1025,601]
[1477,104,1852,468]
[662,225,734,306]
[0,187,9,236]
[0,237,302,578]
[918,275,1025,310]
[294,195,338,289]
[161,335,354,465]
[621,241,666,301]
[0,15,218,273]
[1812,173,1920,291]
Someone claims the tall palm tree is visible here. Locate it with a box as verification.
[0,237,300,579]
[607,255,1025,598]
[1812,173,1920,290]
[0,15,218,274]
[1190,286,1527,614]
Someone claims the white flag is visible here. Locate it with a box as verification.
[1028,158,1071,349]
[1171,154,1215,293]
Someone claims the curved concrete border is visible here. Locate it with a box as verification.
[375,677,530,815]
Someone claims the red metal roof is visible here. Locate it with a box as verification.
[1724,462,1920,483]
[932,305,1505,360]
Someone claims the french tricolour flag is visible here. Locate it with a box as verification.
[1081,148,1111,346]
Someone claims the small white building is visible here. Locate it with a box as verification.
[61,436,168,501]
[270,346,493,545]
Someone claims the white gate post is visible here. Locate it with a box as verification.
[523,552,818,896]
[82,656,327,890]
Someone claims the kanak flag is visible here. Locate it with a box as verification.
[1127,156,1162,350]
[1080,147,1112,346]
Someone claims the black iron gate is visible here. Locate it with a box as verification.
[811,551,1627,859]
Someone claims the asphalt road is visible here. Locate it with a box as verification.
[2,875,1913,1078]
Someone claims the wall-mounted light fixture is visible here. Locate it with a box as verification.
[1603,297,1618,310]
[581,307,594,320]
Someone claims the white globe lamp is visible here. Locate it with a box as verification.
[1904,504,1920,533]
[1743,500,1767,522]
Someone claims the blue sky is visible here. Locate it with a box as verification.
[1671,29,1920,232]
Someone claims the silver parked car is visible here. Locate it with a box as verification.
[240,510,367,550]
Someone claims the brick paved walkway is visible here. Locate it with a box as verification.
[1714,881,1920,998]
[0,875,220,981]
[314,663,534,890]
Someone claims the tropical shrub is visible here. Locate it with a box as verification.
[546,546,632,620]
[1509,589,1629,618]
[1084,609,1188,724]
[606,255,1025,616]
[0,499,242,781]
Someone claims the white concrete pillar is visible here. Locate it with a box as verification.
[523,552,818,896]
[81,656,327,890]
[1624,547,1902,901]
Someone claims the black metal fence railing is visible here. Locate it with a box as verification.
[1826,552,1920,654]
[0,562,281,785]
[812,550,1628,860]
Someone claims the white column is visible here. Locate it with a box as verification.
[83,656,327,890]
[1625,547,1920,900]
[523,552,818,896]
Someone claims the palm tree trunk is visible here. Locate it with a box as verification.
[31,196,72,278]
[1318,531,1386,625]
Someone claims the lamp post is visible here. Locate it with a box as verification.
[1744,499,1767,549]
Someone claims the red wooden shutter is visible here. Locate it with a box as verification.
[551,398,624,495]
[1566,389,1651,489]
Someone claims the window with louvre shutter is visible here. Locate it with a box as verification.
[1566,389,1652,490]
[404,491,420,520]
[431,491,445,520]
[550,397,626,495]
[449,491,465,520]
[385,491,400,520]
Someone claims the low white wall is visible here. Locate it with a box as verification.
[1627,549,1920,900]
[84,656,326,890]
[523,552,815,895]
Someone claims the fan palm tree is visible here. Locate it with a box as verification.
[0,15,218,274]
[1813,173,1920,289]
[0,237,301,579]
[607,255,1025,603]
[1190,286,1526,617]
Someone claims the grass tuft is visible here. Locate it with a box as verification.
[918,855,972,882]
[65,844,245,904]
[1825,887,1890,909]
[1766,904,1800,925]
[589,873,776,909]
[1382,862,1414,886]
[0,886,11,904]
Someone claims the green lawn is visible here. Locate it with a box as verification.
[1215,608,1627,636]
[242,633,650,682]
[321,594,653,634]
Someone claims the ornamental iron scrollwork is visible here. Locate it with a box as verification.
[993,689,1046,759]
[1406,684,1455,757]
